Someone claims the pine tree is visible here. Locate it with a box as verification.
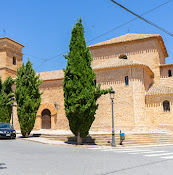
[63,19,109,144]
[15,60,42,137]
[0,76,14,123]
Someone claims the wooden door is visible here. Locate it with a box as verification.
[42,109,51,129]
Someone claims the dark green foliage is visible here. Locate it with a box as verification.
[63,19,109,138]
[15,60,42,137]
[0,76,14,123]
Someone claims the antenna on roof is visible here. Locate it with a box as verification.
[3,29,6,37]
[128,27,130,33]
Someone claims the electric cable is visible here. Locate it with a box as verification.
[110,0,173,37]
[33,0,173,70]
[87,0,173,43]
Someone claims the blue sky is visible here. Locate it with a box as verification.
[0,0,173,73]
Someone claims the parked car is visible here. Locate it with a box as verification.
[0,122,16,139]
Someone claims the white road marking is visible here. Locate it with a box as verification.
[91,147,173,160]
[129,151,167,155]
[144,152,173,157]
[161,156,173,159]
[101,149,135,151]
[115,149,151,153]
[101,149,150,153]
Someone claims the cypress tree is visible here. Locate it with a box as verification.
[0,76,14,123]
[15,60,42,137]
[63,19,109,144]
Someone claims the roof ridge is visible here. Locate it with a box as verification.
[89,33,161,48]
[37,69,64,81]
[92,58,150,70]
[0,37,24,47]
[37,69,63,74]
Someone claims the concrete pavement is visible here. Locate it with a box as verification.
[16,130,173,149]
[1,139,173,175]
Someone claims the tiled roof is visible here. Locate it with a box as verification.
[146,84,173,96]
[37,70,64,81]
[0,37,24,47]
[92,59,153,73]
[89,33,161,48]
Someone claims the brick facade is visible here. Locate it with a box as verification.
[1,34,173,133]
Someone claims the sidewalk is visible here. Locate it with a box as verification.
[16,129,110,135]
[16,130,113,149]
[16,130,173,149]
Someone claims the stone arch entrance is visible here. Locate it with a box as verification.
[42,109,51,129]
[36,103,57,130]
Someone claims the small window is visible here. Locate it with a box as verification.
[13,57,16,65]
[163,100,170,112]
[94,79,96,87]
[119,54,127,59]
[125,76,129,85]
[168,70,172,77]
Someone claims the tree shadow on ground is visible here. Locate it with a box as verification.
[0,163,7,169]
[65,135,97,145]
[18,133,42,138]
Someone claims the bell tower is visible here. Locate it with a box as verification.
[0,37,24,81]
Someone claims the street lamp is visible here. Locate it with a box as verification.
[11,97,15,127]
[110,89,116,147]
[54,101,58,109]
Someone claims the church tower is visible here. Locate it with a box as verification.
[0,37,24,81]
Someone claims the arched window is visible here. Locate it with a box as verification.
[119,54,127,59]
[13,57,16,65]
[125,76,129,85]
[163,100,170,112]
[168,70,172,77]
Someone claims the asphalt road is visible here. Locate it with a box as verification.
[1,139,173,175]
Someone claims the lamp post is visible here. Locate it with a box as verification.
[11,97,15,127]
[110,89,116,147]
[54,101,58,109]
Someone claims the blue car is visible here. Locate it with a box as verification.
[0,122,16,139]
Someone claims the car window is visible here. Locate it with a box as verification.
[0,124,13,129]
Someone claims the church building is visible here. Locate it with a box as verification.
[1,33,173,133]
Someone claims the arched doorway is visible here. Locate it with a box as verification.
[42,109,51,129]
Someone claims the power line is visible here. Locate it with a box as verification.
[32,0,172,70]
[87,0,173,43]
[110,0,173,37]
[24,54,44,60]
[140,0,172,15]
[34,52,67,70]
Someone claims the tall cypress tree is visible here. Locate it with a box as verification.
[0,76,14,123]
[15,60,42,137]
[63,19,109,144]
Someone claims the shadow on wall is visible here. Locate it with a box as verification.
[146,99,173,107]
[99,77,145,86]
[93,48,155,60]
